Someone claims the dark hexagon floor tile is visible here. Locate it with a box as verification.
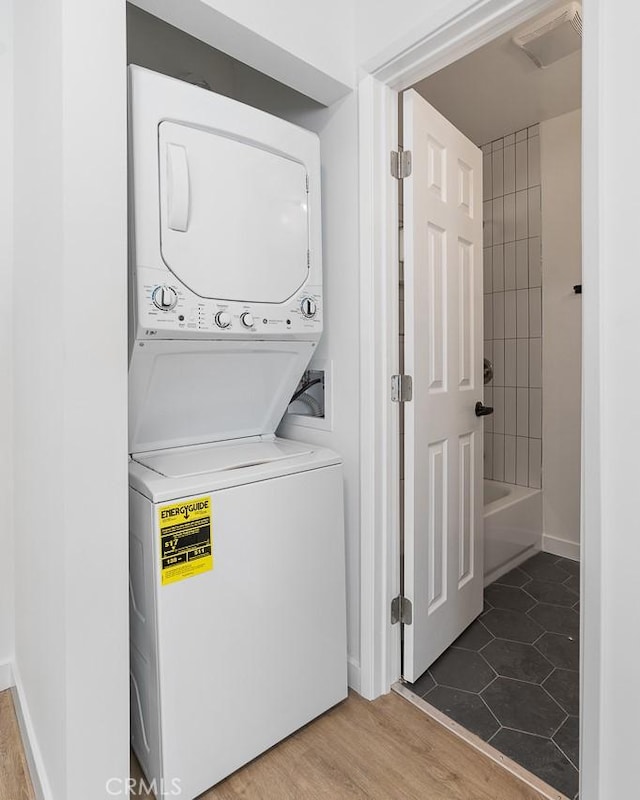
[553,715,580,769]
[485,583,536,613]
[536,633,580,671]
[557,558,580,578]
[453,618,493,651]
[406,669,435,698]
[543,669,579,716]
[482,608,544,643]
[490,728,579,798]
[521,553,569,583]
[482,639,553,684]
[494,567,530,587]
[482,677,566,737]
[525,580,578,607]
[429,646,496,693]
[528,604,580,637]
[565,574,580,596]
[424,685,500,740]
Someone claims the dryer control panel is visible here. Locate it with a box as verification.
[135,267,321,341]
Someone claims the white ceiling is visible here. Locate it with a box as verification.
[412,20,581,146]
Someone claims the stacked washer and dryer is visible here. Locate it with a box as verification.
[127,66,347,799]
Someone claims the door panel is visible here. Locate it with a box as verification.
[403,89,483,682]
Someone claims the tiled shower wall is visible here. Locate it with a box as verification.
[483,126,542,488]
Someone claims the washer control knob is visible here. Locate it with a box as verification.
[152,285,178,311]
[240,312,254,328]
[301,297,317,318]
[215,311,231,329]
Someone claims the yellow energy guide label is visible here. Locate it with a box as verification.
[159,495,213,585]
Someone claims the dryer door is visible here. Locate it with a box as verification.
[158,121,310,304]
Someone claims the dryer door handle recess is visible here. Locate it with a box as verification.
[166,143,190,232]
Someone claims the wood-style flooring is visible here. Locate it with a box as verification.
[131,692,548,800]
[0,690,34,800]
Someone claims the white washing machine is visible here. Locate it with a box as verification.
[127,67,347,799]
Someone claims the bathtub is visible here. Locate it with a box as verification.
[483,480,543,585]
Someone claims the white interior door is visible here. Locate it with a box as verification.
[402,89,484,682]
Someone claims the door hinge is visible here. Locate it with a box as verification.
[391,374,412,403]
[391,150,412,179]
[391,595,413,625]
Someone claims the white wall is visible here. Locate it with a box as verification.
[0,0,14,688]
[128,0,355,104]
[127,8,363,690]
[540,109,581,557]
[13,0,129,797]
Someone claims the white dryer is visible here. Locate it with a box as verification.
[127,67,347,799]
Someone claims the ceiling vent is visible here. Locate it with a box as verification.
[513,3,582,68]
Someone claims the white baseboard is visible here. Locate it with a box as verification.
[347,656,361,695]
[12,664,52,800]
[483,545,539,587]
[0,660,13,692]
[543,534,580,562]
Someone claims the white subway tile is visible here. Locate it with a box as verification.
[492,150,504,198]
[528,185,541,237]
[529,388,542,438]
[504,242,516,290]
[493,433,505,481]
[492,138,504,152]
[517,339,529,387]
[529,439,542,489]
[483,201,493,247]
[528,136,541,186]
[516,129,527,143]
[484,433,493,480]
[503,144,516,194]
[481,142,492,155]
[516,190,528,239]
[528,124,540,138]
[504,387,517,436]
[529,338,542,387]
[529,288,542,337]
[484,386,494,432]
[492,244,504,291]
[483,153,493,200]
[484,339,493,364]
[516,239,529,289]
[528,237,542,288]
[504,435,517,483]
[493,339,505,387]
[504,133,515,147]
[516,289,529,338]
[503,192,516,243]
[515,140,528,190]
[493,387,505,434]
[505,339,517,386]
[504,290,517,339]
[493,292,505,339]
[517,387,529,437]
[516,437,529,486]
[493,197,504,244]
[484,294,493,340]
[483,247,493,294]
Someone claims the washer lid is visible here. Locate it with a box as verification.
[128,339,314,454]
[159,121,310,304]
[133,438,313,478]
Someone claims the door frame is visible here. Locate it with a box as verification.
[359,0,600,794]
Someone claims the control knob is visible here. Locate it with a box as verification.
[300,297,317,318]
[240,312,254,328]
[152,285,178,311]
[215,311,231,329]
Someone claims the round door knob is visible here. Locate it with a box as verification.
[240,312,254,328]
[152,285,178,311]
[301,297,317,318]
[215,311,231,329]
